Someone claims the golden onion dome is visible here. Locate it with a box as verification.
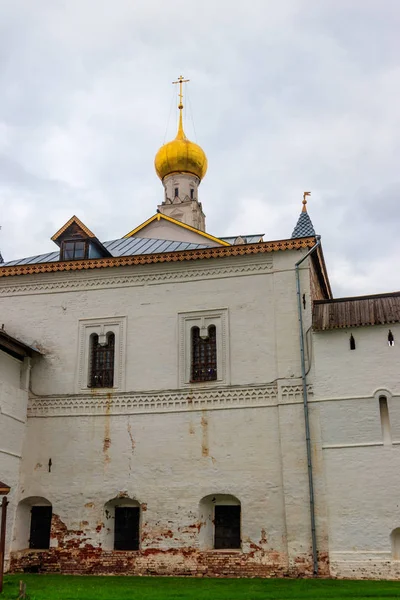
[155,110,208,181]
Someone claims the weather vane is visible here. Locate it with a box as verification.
[303,191,311,212]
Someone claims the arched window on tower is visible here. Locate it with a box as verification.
[191,325,217,382]
[89,332,115,388]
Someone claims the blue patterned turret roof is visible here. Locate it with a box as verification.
[291,210,316,238]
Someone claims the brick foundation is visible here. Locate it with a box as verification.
[9,548,329,578]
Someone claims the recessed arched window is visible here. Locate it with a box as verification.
[379,395,392,445]
[191,325,217,382]
[104,498,141,551]
[391,528,400,560]
[89,332,115,388]
[15,497,52,551]
[199,494,241,550]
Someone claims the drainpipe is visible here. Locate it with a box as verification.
[295,235,321,577]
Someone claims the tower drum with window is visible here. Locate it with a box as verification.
[191,325,217,382]
[89,332,115,388]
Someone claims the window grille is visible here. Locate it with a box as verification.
[114,507,140,550]
[89,332,115,388]
[29,506,52,549]
[191,325,217,382]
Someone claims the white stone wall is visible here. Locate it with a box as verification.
[0,249,328,574]
[313,324,400,578]
[0,350,29,568]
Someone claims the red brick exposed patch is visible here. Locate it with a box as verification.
[9,545,328,578]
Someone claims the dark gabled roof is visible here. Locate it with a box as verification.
[0,329,43,360]
[313,291,400,330]
[292,210,316,238]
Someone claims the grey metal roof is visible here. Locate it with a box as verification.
[3,236,213,266]
[221,234,264,244]
[291,212,316,238]
[2,231,269,267]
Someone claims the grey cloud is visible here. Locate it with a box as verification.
[1,1,400,297]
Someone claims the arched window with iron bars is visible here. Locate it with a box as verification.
[89,332,115,388]
[191,325,217,382]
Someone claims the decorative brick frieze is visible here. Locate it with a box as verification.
[28,385,281,417]
[0,258,273,297]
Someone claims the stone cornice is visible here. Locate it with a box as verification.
[0,237,316,279]
[27,383,312,417]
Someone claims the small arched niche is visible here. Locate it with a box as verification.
[104,497,141,551]
[391,528,400,560]
[199,494,241,550]
[13,496,52,551]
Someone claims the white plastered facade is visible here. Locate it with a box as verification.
[0,246,399,578]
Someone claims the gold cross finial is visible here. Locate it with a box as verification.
[302,191,311,212]
[172,75,190,110]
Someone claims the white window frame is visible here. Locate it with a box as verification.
[178,308,230,387]
[77,316,126,392]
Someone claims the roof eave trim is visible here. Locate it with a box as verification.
[0,236,317,278]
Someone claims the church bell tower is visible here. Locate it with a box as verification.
[154,76,208,232]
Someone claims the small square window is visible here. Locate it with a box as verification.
[61,240,88,261]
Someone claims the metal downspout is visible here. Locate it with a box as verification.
[295,236,321,577]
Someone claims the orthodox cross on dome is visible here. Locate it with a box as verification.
[172,75,190,109]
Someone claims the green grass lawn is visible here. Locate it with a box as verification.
[2,575,400,600]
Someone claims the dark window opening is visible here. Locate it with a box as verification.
[190,189,194,199]
[191,325,217,382]
[379,395,391,445]
[174,187,179,197]
[29,506,52,549]
[302,293,306,309]
[350,334,356,350]
[214,505,241,549]
[114,507,140,550]
[89,332,115,388]
[388,330,395,346]
[60,240,89,261]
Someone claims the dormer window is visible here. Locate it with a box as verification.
[52,216,112,262]
[61,240,89,261]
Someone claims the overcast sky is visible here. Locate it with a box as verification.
[1,1,399,297]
